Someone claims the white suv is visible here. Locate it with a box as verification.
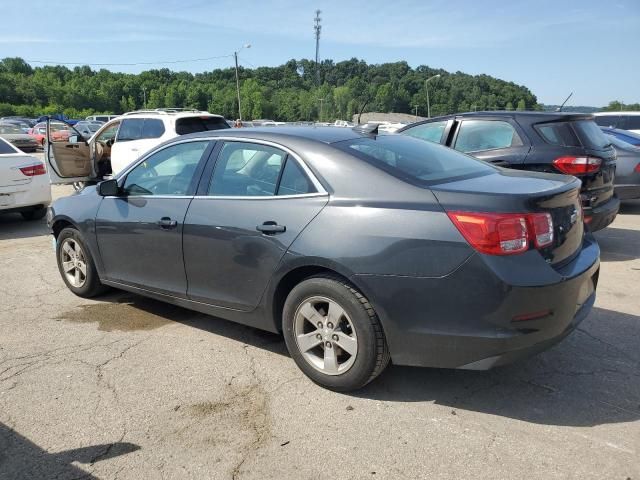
[45,109,229,184]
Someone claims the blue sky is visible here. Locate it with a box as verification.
[1,0,638,106]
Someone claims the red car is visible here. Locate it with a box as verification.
[29,122,71,146]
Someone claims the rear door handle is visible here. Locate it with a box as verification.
[256,221,286,234]
[157,217,178,229]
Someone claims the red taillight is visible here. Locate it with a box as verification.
[447,211,554,256]
[634,163,640,173]
[19,163,47,176]
[553,156,602,175]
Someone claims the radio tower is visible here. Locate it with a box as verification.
[314,9,322,85]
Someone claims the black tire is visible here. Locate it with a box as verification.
[282,274,390,391]
[21,207,46,221]
[56,227,108,298]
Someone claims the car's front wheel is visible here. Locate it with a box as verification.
[283,275,390,391]
[56,227,108,298]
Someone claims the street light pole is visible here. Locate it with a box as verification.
[425,74,441,118]
[234,44,251,121]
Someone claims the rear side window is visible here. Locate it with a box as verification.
[117,119,144,142]
[536,122,580,147]
[335,135,494,185]
[141,119,165,139]
[454,120,523,153]
[175,116,230,135]
[277,159,316,195]
[0,138,16,154]
[402,121,447,143]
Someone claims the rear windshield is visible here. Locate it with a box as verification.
[175,116,230,135]
[536,120,610,150]
[0,138,16,154]
[573,120,611,150]
[334,135,494,186]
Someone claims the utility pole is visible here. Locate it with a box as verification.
[317,97,326,122]
[233,44,251,121]
[314,10,322,86]
[142,86,146,109]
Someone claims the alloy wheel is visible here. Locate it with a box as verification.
[60,238,87,288]
[293,296,358,375]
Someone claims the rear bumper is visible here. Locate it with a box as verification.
[614,184,640,201]
[353,236,600,369]
[584,195,620,231]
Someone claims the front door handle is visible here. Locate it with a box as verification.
[256,221,286,234]
[157,217,178,229]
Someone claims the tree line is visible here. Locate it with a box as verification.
[1,56,543,121]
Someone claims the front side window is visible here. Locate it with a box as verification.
[208,142,288,196]
[123,141,209,196]
[402,121,447,144]
[96,122,121,143]
[117,118,144,142]
[454,120,523,153]
[335,135,494,185]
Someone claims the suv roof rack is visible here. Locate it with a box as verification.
[122,108,205,116]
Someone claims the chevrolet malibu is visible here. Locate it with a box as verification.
[47,126,600,391]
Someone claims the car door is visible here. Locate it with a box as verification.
[45,119,94,184]
[95,139,214,297]
[449,118,530,166]
[183,140,329,310]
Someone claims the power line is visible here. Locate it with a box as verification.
[24,54,234,67]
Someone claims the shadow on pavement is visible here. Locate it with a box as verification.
[351,306,640,427]
[594,227,640,262]
[619,199,640,214]
[0,213,49,241]
[0,422,140,479]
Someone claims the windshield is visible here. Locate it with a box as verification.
[0,125,23,134]
[335,134,495,185]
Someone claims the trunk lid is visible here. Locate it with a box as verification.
[431,169,584,266]
[0,153,33,187]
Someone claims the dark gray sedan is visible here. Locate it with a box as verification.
[47,127,600,391]
[603,134,640,200]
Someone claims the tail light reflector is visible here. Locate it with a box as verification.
[19,163,47,176]
[447,211,555,256]
[553,156,602,175]
[634,163,640,173]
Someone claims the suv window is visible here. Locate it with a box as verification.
[117,118,144,142]
[123,141,209,196]
[141,119,165,139]
[277,159,316,195]
[572,120,611,150]
[536,122,581,147]
[335,135,494,185]
[402,121,447,143]
[175,116,230,135]
[208,142,287,196]
[626,116,640,130]
[454,120,523,153]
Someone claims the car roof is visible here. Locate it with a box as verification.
[180,126,368,144]
[121,109,224,119]
[593,111,640,116]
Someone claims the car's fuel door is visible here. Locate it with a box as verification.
[45,119,94,184]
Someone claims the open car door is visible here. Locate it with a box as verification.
[45,119,94,184]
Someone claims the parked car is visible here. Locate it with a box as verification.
[593,112,640,134]
[47,127,599,391]
[398,112,619,231]
[45,109,230,181]
[29,122,72,146]
[605,135,640,200]
[0,137,51,220]
[0,123,40,152]
[601,127,640,147]
[86,114,119,123]
[0,118,32,133]
[73,121,104,140]
[0,116,36,128]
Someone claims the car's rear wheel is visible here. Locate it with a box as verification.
[282,275,390,391]
[21,207,46,221]
[56,227,107,298]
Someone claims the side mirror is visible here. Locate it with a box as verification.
[97,179,119,196]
